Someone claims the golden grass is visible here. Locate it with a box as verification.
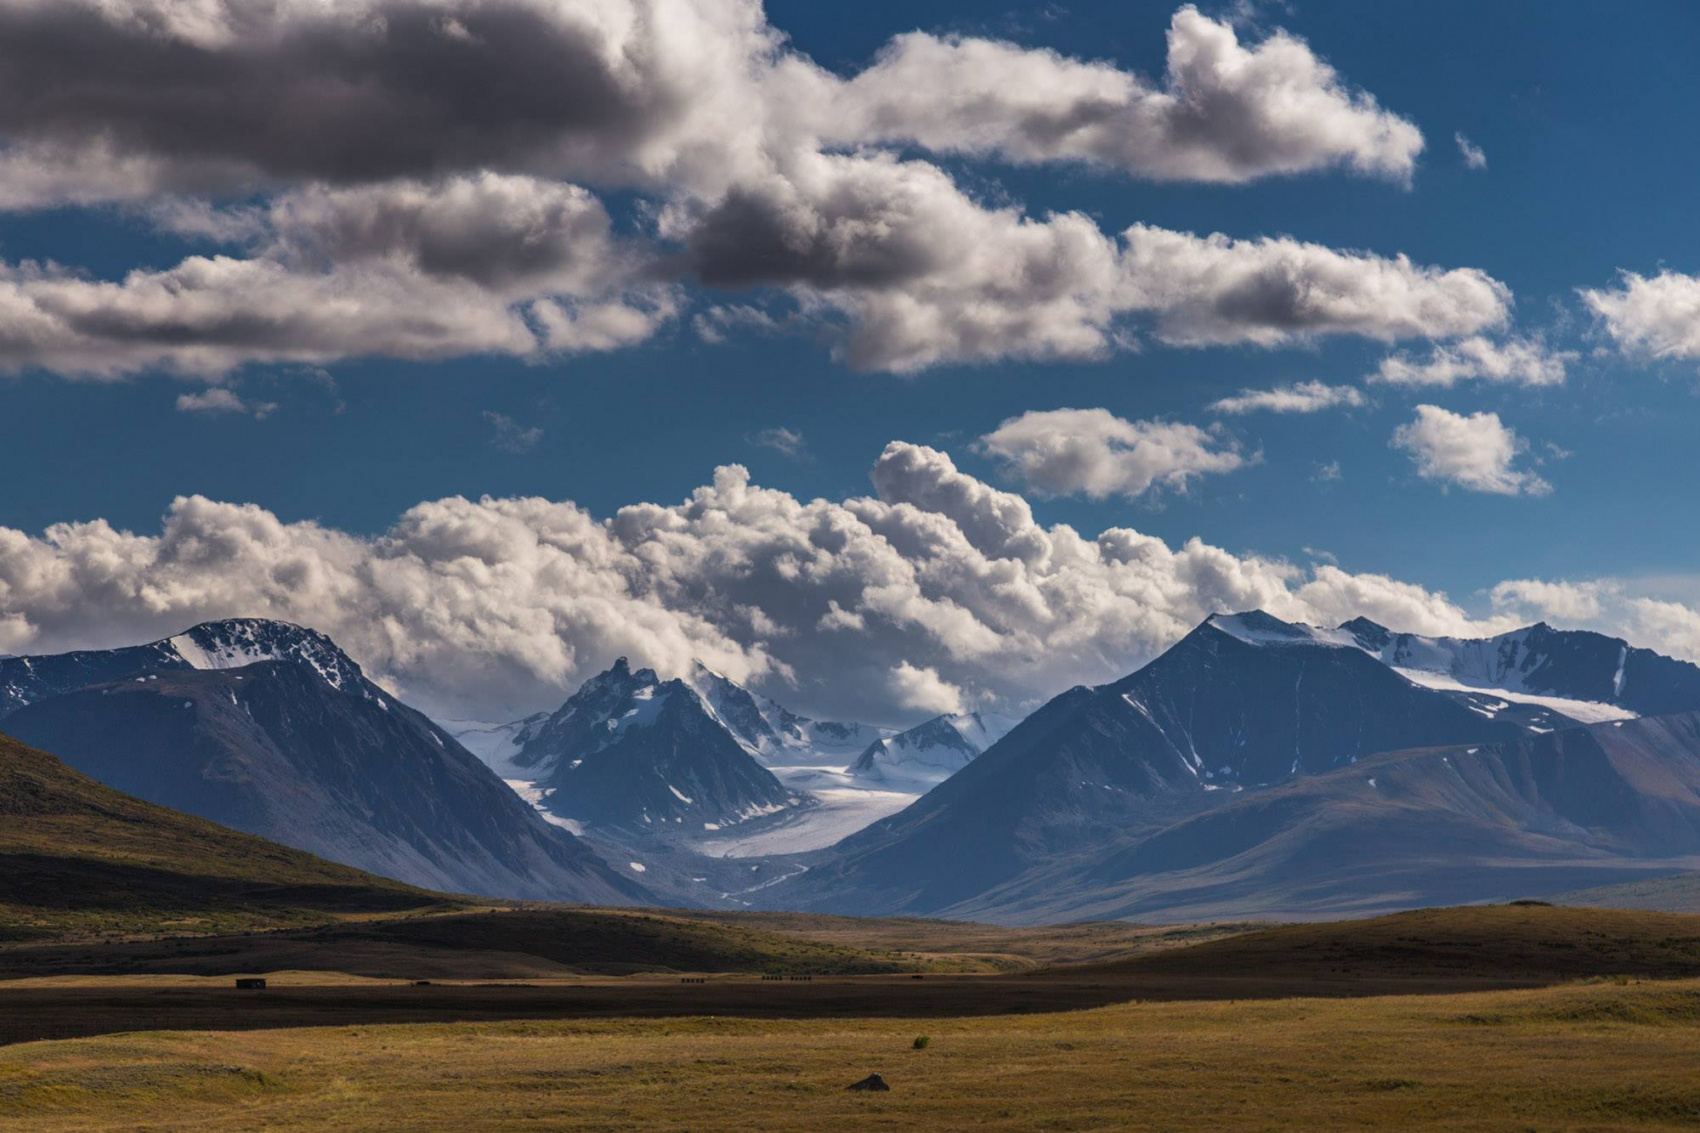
[6,978,1700,1130]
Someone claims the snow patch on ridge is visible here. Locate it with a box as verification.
[1394,667,1637,724]
[502,778,584,835]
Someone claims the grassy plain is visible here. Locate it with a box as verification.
[5,977,1700,1130]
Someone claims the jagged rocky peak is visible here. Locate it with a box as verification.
[586,655,656,692]
[1337,615,1394,651]
[683,659,886,761]
[515,656,725,766]
[512,655,797,831]
[688,660,785,755]
[528,657,666,737]
[167,617,365,690]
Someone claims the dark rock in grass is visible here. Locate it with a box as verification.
[847,1073,890,1092]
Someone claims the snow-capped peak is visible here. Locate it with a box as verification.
[1334,619,1644,724]
[165,618,363,690]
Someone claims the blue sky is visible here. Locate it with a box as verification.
[1,0,1698,723]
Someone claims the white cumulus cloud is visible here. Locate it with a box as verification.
[1372,335,1574,388]
[1490,578,1609,621]
[748,427,808,459]
[825,6,1424,183]
[174,387,274,418]
[887,661,964,715]
[977,408,1247,499]
[0,174,676,379]
[1118,224,1509,348]
[1455,132,1486,170]
[1582,269,1700,360]
[1391,405,1551,497]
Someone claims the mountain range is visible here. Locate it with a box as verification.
[1338,616,1700,717]
[768,611,1700,922]
[472,658,1018,867]
[10,608,1700,925]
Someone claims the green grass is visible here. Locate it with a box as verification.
[0,731,453,942]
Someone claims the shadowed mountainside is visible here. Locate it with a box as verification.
[0,730,452,942]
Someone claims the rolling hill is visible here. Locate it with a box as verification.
[1558,871,1700,913]
[1112,903,1700,984]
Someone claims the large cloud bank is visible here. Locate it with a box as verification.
[16,438,1671,727]
[8,438,1696,724]
[0,0,1522,377]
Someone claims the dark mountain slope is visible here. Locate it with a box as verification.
[0,730,449,942]
[947,711,1700,923]
[1110,611,1532,783]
